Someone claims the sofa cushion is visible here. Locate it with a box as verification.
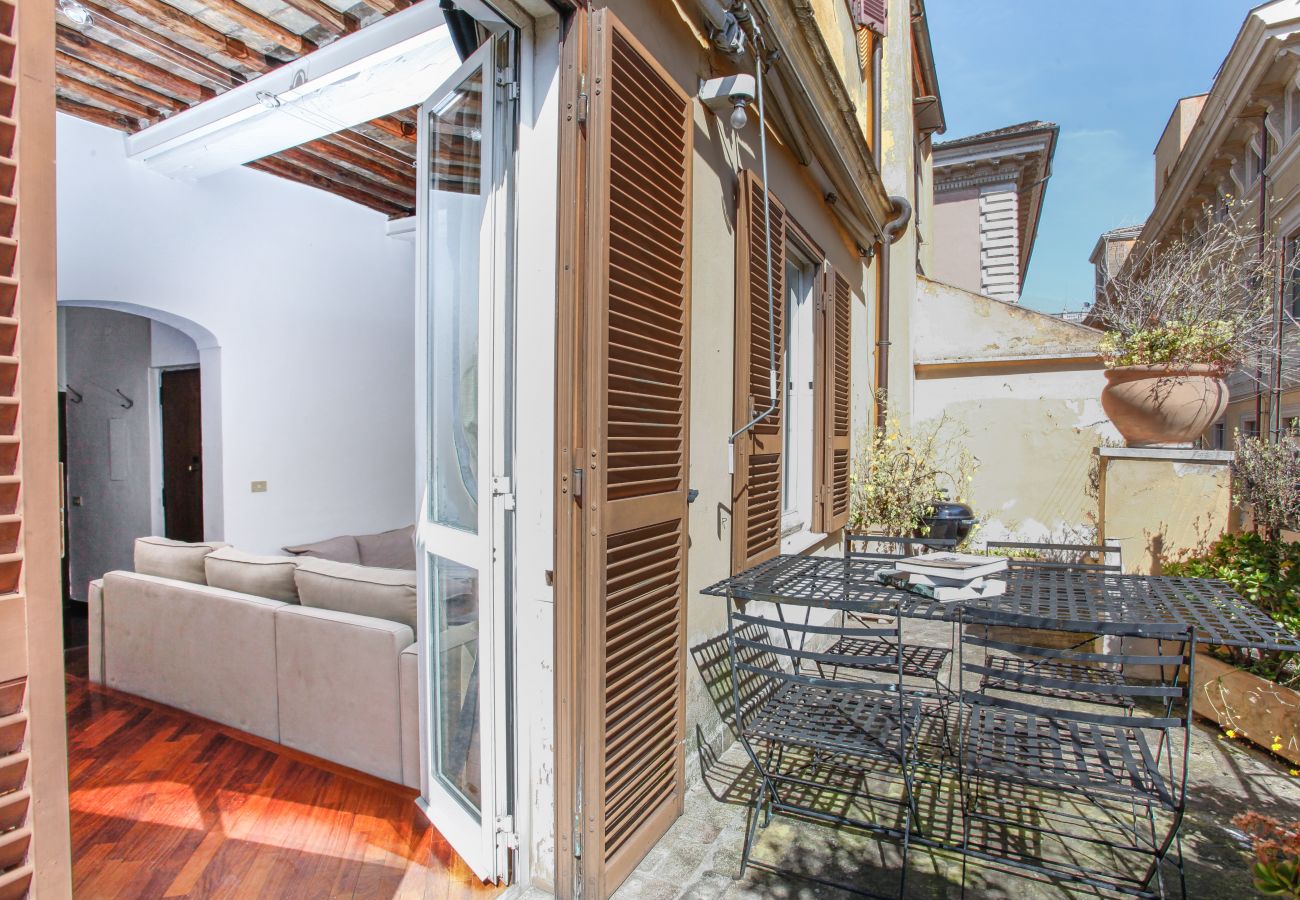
[134,536,229,585]
[205,547,300,603]
[282,534,362,565]
[293,558,418,633]
[356,525,417,570]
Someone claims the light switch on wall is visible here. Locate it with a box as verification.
[251,481,268,493]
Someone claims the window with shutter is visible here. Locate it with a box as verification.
[575,9,692,896]
[851,0,887,36]
[815,269,853,534]
[731,170,786,573]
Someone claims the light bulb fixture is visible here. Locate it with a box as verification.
[729,97,749,130]
[56,0,92,28]
[699,74,756,133]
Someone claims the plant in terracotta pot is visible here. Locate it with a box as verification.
[1095,207,1276,447]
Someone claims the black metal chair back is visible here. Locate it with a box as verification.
[957,621,1195,896]
[983,539,1122,572]
[846,533,957,561]
[725,598,921,895]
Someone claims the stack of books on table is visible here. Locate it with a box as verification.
[877,552,1008,602]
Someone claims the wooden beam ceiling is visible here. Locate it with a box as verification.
[54,0,426,218]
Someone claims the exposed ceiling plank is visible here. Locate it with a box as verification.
[369,114,415,141]
[57,71,161,121]
[110,0,278,72]
[75,1,245,88]
[56,94,142,132]
[278,0,358,35]
[317,130,415,181]
[56,49,188,112]
[57,24,212,103]
[246,156,410,216]
[361,0,413,12]
[279,145,415,207]
[200,0,317,56]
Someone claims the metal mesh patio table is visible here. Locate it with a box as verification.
[702,553,1300,651]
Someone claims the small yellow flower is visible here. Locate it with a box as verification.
[1290,769,1298,777]
[1226,729,1237,739]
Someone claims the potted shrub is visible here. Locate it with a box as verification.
[848,414,978,548]
[1096,207,1275,447]
[1165,428,1300,762]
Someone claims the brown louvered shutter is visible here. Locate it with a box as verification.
[582,9,691,894]
[2,1,72,895]
[815,267,852,534]
[731,170,785,574]
[852,0,888,35]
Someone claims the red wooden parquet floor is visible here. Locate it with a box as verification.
[65,660,501,899]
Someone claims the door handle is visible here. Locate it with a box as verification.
[187,456,201,474]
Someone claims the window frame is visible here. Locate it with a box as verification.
[779,216,827,542]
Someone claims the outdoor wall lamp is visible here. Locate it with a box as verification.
[56,0,92,28]
[699,74,756,130]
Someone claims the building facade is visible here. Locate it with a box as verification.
[930,121,1058,303]
[1115,1,1300,449]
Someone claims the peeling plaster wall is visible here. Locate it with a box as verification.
[55,113,417,555]
[878,0,921,420]
[1100,451,1233,574]
[912,278,1119,542]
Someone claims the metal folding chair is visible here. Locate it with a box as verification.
[726,596,922,897]
[839,534,955,687]
[984,539,1123,573]
[957,621,1195,898]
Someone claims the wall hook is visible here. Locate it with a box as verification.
[115,389,134,410]
[66,385,83,404]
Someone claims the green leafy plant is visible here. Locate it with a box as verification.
[1165,532,1300,679]
[848,414,978,544]
[1233,428,1300,543]
[1096,202,1276,373]
[1234,812,1300,897]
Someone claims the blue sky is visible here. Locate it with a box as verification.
[926,1,1253,313]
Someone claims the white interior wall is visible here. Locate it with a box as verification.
[61,307,154,601]
[57,113,417,555]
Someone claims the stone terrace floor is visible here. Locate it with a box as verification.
[612,618,1300,899]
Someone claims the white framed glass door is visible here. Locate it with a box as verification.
[414,35,512,883]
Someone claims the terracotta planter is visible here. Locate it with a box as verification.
[1101,364,1229,448]
[1193,652,1300,766]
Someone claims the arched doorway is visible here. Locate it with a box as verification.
[56,301,223,612]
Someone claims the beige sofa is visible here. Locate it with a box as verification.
[88,537,424,788]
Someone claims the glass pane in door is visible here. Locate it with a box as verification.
[430,553,481,813]
[428,67,487,533]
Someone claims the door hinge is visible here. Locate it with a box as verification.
[497,74,520,101]
[491,476,516,510]
[495,815,519,852]
[576,72,589,124]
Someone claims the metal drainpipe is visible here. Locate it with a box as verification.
[876,195,912,426]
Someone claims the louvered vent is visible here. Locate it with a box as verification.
[602,520,682,860]
[732,172,785,572]
[605,32,687,504]
[595,19,691,888]
[830,273,852,521]
[851,0,888,35]
[0,679,31,900]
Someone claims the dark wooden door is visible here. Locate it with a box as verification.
[161,368,203,542]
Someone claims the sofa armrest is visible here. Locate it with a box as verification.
[274,605,413,783]
[399,642,420,789]
[87,578,105,684]
[101,571,287,740]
